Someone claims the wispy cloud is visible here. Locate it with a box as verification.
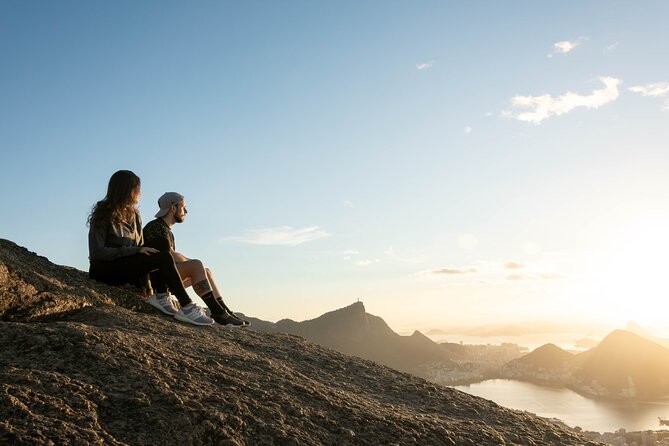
[504,76,621,124]
[548,37,588,57]
[418,259,563,283]
[603,42,619,54]
[339,249,384,267]
[504,261,526,270]
[629,82,669,112]
[416,60,435,70]
[629,82,669,97]
[464,126,472,134]
[554,41,578,53]
[339,249,360,260]
[343,200,354,208]
[222,226,329,246]
[418,267,478,277]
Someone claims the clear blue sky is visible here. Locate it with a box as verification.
[2,1,669,333]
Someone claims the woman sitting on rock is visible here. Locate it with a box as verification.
[87,169,213,326]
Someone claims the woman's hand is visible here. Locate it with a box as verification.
[139,247,159,255]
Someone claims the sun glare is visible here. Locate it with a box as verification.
[577,215,669,334]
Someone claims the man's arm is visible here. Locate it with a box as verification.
[144,234,187,262]
[144,235,172,253]
[144,220,190,263]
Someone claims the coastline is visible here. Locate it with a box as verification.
[453,378,669,434]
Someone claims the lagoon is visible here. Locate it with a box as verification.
[454,379,669,433]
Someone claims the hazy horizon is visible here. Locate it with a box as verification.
[2,1,668,336]
[240,299,665,343]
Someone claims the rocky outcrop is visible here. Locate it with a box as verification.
[0,239,152,321]
[0,239,603,445]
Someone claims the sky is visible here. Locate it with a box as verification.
[2,1,669,335]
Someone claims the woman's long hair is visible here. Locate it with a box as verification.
[88,170,141,228]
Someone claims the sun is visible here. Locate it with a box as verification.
[575,215,669,334]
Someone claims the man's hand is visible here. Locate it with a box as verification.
[139,247,159,255]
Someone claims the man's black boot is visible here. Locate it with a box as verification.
[201,295,245,327]
[215,296,250,326]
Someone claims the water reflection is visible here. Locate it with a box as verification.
[454,379,669,432]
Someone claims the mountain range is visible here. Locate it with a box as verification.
[240,293,669,401]
[240,302,454,377]
[246,293,669,403]
[504,330,669,399]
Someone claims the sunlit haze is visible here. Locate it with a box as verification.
[2,1,668,337]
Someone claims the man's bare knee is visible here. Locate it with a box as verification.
[177,259,203,277]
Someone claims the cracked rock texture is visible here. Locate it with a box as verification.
[0,239,602,445]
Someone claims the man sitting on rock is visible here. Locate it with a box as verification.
[143,192,248,327]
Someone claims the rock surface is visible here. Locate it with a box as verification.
[0,239,603,445]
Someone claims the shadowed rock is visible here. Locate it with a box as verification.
[0,239,153,321]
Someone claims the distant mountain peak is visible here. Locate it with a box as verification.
[575,328,669,399]
[511,342,574,369]
[595,329,669,353]
[600,329,642,344]
[407,330,440,350]
[345,300,365,312]
[534,343,566,353]
[410,330,431,340]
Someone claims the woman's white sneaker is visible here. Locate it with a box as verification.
[148,293,179,315]
[174,303,214,326]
